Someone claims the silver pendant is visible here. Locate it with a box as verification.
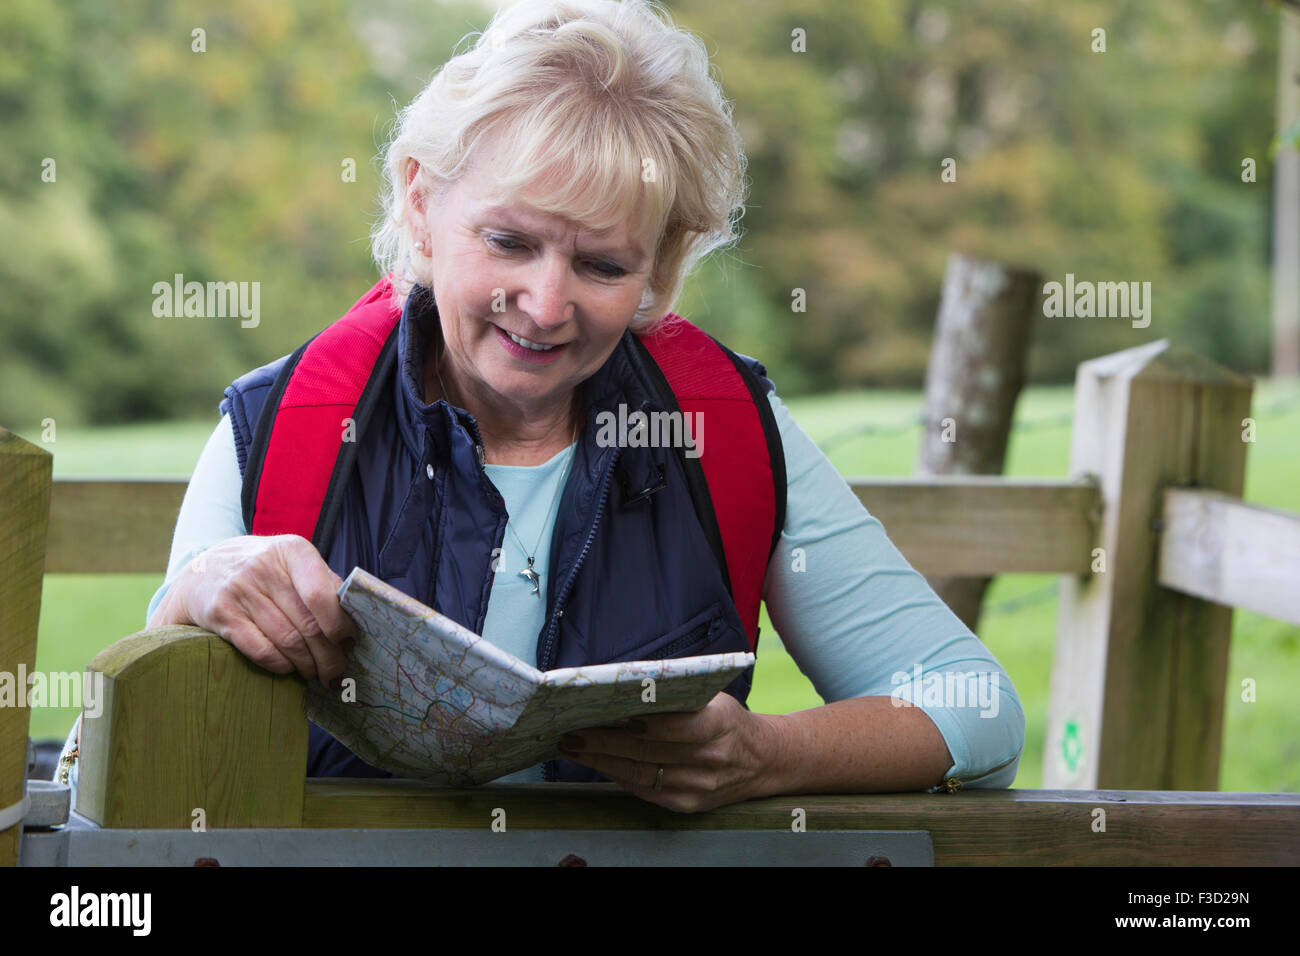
[519,557,541,596]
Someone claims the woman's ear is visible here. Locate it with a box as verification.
[405,158,430,240]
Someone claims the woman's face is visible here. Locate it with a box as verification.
[412,145,658,420]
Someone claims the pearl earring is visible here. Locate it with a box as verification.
[413,240,425,253]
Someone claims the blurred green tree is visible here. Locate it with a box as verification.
[0,0,1279,424]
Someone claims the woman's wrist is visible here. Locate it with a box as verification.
[148,574,189,629]
[747,711,804,800]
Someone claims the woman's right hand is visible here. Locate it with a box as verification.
[148,534,360,687]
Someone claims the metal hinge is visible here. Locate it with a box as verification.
[55,747,79,787]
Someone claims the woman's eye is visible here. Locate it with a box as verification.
[488,235,625,278]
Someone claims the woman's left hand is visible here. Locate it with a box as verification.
[558,692,784,813]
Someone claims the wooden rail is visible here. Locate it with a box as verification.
[1159,488,1300,626]
[71,627,1300,865]
[299,781,1300,866]
[45,479,186,574]
[851,477,1098,575]
[42,475,1101,576]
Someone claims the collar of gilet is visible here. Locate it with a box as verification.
[390,284,670,500]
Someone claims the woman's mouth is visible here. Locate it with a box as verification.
[495,325,569,364]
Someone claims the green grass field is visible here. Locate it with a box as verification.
[24,382,1300,791]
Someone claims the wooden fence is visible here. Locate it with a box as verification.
[3,339,1299,865]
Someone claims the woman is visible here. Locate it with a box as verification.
[61,0,1023,813]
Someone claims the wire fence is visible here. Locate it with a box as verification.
[817,387,1300,618]
[818,410,1073,453]
[983,581,1060,617]
[815,386,1300,455]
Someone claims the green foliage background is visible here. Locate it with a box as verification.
[0,0,1281,424]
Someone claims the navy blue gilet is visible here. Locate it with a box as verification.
[220,284,784,782]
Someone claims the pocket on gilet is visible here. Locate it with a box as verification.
[608,601,726,663]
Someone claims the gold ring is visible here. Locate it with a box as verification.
[653,765,664,791]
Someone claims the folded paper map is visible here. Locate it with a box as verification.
[304,567,755,786]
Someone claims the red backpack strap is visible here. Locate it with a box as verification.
[634,317,786,649]
[243,275,402,554]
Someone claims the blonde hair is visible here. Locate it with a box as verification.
[370,0,748,333]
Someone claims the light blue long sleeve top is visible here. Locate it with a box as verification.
[81,388,1024,793]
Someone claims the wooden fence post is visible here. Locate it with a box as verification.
[1046,340,1253,790]
[77,627,308,829]
[0,429,53,866]
[917,252,1040,631]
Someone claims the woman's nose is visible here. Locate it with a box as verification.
[517,256,575,329]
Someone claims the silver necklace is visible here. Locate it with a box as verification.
[437,354,580,597]
[504,425,578,596]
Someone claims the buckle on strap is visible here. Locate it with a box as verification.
[620,463,667,506]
